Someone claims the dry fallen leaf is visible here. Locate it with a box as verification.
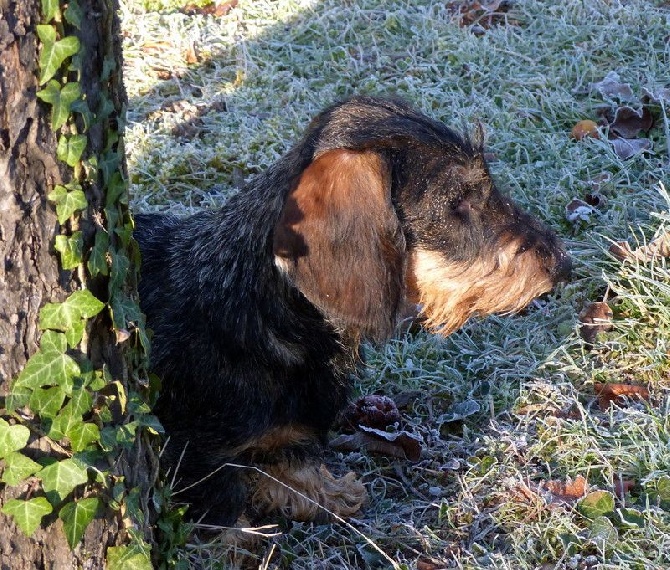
[610,106,654,138]
[340,394,401,430]
[331,427,422,461]
[544,474,588,503]
[642,86,670,105]
[594,382,650,411]
[584,192,606,208]
[566,198,596,224]
[610,136,652,160]
[453,0,517,31]
[578,302,613,344]
[613,475,637,498]
[141,40,173,54]
[181,0,238,17]
[184,43,199,65]
[591,71,636,102]
[417,558,445,570]
[609,231,670,262]
[588,172,612,191]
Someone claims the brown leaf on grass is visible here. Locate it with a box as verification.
[340,394,401,430]
[181,0,238,17]
[594,382,650,411]
[609,231,670,262]
[184,43,199,65]
[331,427,422,461]
[642,87,670,105]
[610,135,652,160]
[613,475,637,498]
[610,106,654,138]
[544,475,588,503]
[591,71,636,102]
[588,172,612,191]
[578,302,613,343]
[565,198,596,224]
[584,192,606,208]
[155,69,173,80]
[417,558,445,570]
[141,40,173,54]
[452,0,517,31]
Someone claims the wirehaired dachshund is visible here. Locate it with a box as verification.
[134,96,571,525]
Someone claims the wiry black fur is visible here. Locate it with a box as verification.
[134,96,570,524]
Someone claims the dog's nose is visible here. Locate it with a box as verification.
[550,248,572,283]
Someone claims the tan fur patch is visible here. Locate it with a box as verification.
[251,463,367,522]
[408,241,555,336]
[233,425,317,457]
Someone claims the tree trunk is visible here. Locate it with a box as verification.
[0,1,157,567]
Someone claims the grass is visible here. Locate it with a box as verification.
[120,0,670,567]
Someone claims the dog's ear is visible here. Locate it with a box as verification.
[273,149,405,339]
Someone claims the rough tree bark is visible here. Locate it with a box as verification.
[0,1,157,567]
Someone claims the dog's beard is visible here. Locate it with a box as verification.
[407,242,556,336]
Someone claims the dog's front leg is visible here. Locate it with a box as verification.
[251,462,366,523]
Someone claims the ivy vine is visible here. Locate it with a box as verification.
[0,0,166,566]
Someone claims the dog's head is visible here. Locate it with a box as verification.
[273,96,571,339]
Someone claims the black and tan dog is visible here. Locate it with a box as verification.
[134,96,571,525]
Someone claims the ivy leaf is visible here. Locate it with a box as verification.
[6,385,32,412]
[106,542,153,570]
[71,98,92,131]
[65,320,86,349]
[1,452,43,485]
[63,0,83,28]
[59,497,100,548]
[37,25,80,85]
[36,80,81,130]
[578,490,615,519]
[97,91,115,122]
[68,423,100,452]
[0,419,30,457]
[49,406,82,441]
[109,250,130,296]
[83,366,107,391]
[1,497,53,536]
[13,349,79,392]
[69,388,93,417]
[105,172,128,209]
[40,303,78,333]
[41,0,60,22]
[588,516,618,551]
[66,290,105,319]
[99,150,121,186]
[29,385,67,419]
[137,414,163,436]
[40,330,67,353]
[55,231,83,270]
[40,289,104,333]
[88,230,110,277]
[40,457,89,503]
[56,133,87,167]
[101,56,116,82]
[47,183,87,224]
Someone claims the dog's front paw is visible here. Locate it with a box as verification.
[252,463,367,522]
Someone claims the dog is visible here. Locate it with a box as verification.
[134,96,571,525]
